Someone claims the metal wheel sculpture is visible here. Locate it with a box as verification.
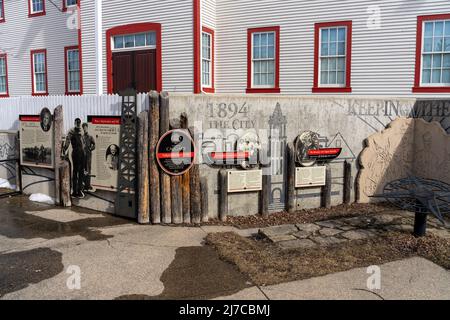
[372,176,449,237]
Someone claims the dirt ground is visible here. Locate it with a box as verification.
[206,231,450,287]
[203,203,397,229]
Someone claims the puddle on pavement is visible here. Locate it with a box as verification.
[0,195,131,241]
[0,248,64,298]
[116,245,253,300]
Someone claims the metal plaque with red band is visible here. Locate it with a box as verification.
[307,148,342,160]
[156,129,195,176]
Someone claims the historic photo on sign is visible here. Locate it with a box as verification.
[19,111,55,169]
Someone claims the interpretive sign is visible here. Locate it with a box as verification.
[227,169,263,193]
[295,166,327,188]
[156,129,195,176]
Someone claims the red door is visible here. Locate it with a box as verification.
[112,49,157,94]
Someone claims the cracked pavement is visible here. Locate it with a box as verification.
[1,196,449,300]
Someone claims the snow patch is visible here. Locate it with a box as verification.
[0,178,16,190]
[29,194,55,205]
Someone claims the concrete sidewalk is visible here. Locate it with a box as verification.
[0,196,449,300]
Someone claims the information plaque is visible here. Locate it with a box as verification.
[295,166,327,188]
[227,169,263,193]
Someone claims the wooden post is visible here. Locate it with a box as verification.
[219,170,228,222]
[171,176,183,224]
[286,143,296,213]
[59,162,71,207]
[137,111,150,224]
[180,112,191,224]
[149,91,161,224]
[343,161,352,205]
[322,166,332,209]
[190,164,202,224]
[159,91,172,224]
[53,105,64,206]
[261,173,270,217]
[200,177,209,222]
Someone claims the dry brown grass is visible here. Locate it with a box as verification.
[205,231,450,286]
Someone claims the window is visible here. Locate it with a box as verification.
[313,21,352,93]
[65,47,81,94]
[0,54,8,97]
[31,50,48,95]
[112,32,156,51]
[63,0,78,11]
[201,27,214,92]
[29,0,45,17]
[0,0,5,22]
[247,26,280,93]
[413,14,450,92]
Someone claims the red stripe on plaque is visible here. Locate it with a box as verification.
[308,148,341,156]
[91,118,121,125]
[20,116,40,122]
[157,152,195,159]
[210,152,250,160]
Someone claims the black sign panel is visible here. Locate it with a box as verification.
[156,129,195,176]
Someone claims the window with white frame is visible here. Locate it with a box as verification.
[66,48,80,93]
[30,0,44,14]
[112,32,156,50]
[32,51,47,94]
[0,0,4,20]
[202,32,212,87]
[252,32,276,87]
[421,20,450,85]
[65,0,77,7]
[0,55,7,94]
[319,27,347,86]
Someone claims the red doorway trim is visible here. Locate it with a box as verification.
[106,22,162,94]
[413,13,450,93]
[193,0,201,93]
[313,21,352,93]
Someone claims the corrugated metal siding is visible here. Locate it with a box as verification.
[216,0,450,96]
[0,1,78,96]
[0,94,149,132]
[80,0,194,95]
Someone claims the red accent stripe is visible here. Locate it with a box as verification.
[20,116,40,122]
[157,152,195,159]
[91,118,121,125]
[308,148,341,156]
[210,152,250,160]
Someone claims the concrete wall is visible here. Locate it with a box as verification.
[169,94,450,218]
[0,131,19,189]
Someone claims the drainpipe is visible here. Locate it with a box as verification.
[95,0,103,95]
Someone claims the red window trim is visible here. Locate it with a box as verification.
[247,26,281,94]
[313,21,352,93]
[413,13,450,93]
[64,46,81,95]
[193,0,201,94]
[106,22,162,94]
[201,26,215,94]
[0,53,9,97]
[28,0,46,18]
[0,0,5,23]
[62,0,78,12]
[30,49,49,96]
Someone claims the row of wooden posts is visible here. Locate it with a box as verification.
[137,91,209,225]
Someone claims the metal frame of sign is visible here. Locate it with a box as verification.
[156,129,196,176]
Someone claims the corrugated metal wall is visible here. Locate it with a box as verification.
[0,94,149,132]
[216,0,450,96]
[0,1,78,96]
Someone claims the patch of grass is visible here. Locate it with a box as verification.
[205,231,450,286]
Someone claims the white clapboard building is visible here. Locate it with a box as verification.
[0,0,449,97]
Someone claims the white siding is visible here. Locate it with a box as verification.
[216,0,450,96]
[0,1,78,96]
[202,0,216,29]
[81,0,194,94]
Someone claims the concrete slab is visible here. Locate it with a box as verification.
[260,257,450,300]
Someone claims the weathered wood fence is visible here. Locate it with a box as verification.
[136,91,208,225]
